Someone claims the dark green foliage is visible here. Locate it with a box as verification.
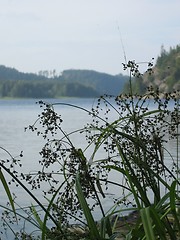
[128,44,180,94]
[10,81,54,98]
[156,44,180,81]
[0,65,47,81]
[152,44,180,91]
[0,66,129,98]
[63,82,99,97]
[60,69,129,95]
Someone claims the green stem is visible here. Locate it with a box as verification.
[0,163,63,234]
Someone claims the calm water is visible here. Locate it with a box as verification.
[0,98,94,201]
[0,98,96,239]
[0,98,179,238]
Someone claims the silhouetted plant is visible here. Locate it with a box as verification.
[0,60,179,239]
[23,60,180,238]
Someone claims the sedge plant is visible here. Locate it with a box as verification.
[0,60,179,239]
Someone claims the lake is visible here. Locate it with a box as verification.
[0,98,94,201]
[0,97,179,238]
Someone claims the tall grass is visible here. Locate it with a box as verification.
[0,60,179,239]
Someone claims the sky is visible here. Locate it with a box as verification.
[0,0,179,75]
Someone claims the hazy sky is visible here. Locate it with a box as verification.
[0,0,179,75]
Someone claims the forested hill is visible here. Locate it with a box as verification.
[0,65,129,98]
[60,69,128,96]
[0,65,47,81]
[131,44,180,94]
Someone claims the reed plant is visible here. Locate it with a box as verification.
[0,60,179,239]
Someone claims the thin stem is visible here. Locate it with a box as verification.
[0,163,63,233]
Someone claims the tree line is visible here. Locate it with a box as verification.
[0,66,128,98]
[126,44,180,94]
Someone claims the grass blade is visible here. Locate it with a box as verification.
[140,207,155,240]
[0,169,16,220]
[30,204,49,232]
[75,172,101,240]
[170,180,180,231]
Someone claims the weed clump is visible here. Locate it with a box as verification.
[0,60,179,239]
